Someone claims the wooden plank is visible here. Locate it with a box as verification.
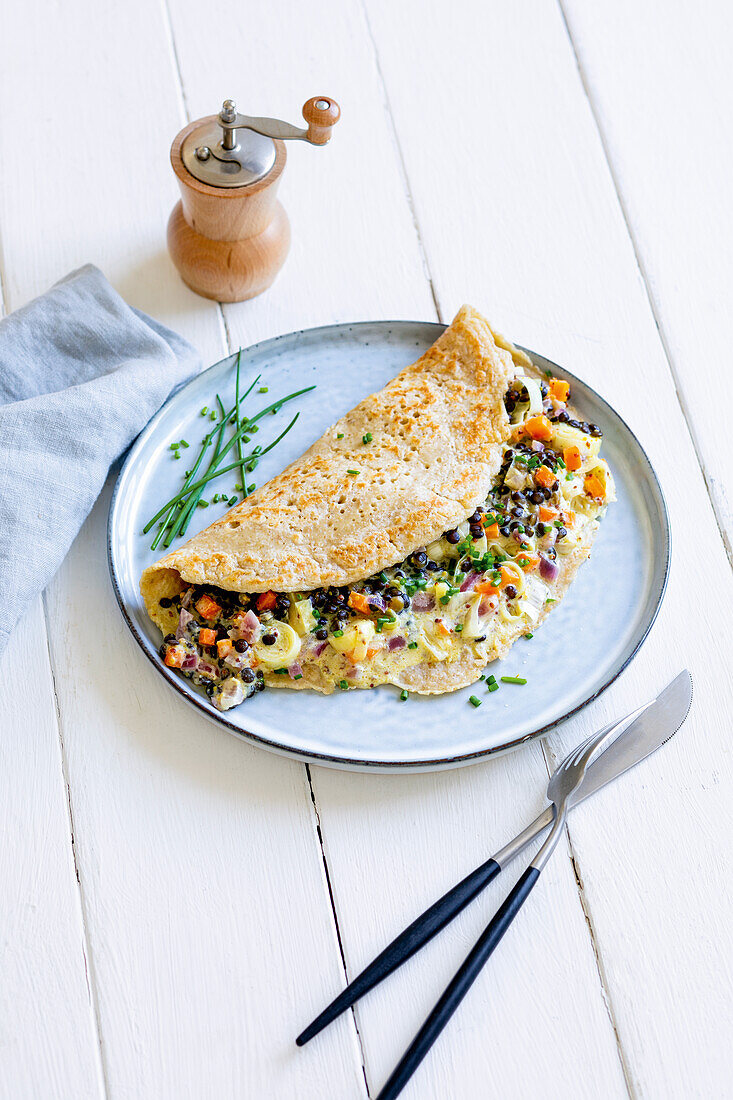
[562,0,733,555]
[0,0,367,1096]
[164,0,638,1095]
[356,0,733,1096]
[0,600,105,1100]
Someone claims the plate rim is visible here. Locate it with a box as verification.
[108,319,671,772]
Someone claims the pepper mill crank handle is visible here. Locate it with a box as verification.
[218,97,341,147]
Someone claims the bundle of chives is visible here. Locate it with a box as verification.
[143,378,314,547]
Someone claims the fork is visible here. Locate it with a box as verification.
[374,721,622,1100]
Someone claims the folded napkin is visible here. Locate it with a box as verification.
[0,264,200,655]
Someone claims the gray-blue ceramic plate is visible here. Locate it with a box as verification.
[108,321,669,772]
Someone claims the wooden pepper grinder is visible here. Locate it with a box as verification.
[168,96,340,302]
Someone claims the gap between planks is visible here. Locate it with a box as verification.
[557,0,732,569]
[41,589,110,1100]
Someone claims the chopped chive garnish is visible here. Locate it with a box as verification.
[180,440,189,448]
[173,452,181,459]
[339,680,348,690]
[524,632,533,639]
[479,674,486,681]
[333,629,344,637]
[544,369,552,378]
[247,484,255,493]
[200,406,208,415]
[400,689,409,701]
[228,496,237,506]
[337,432,344,439]
[469,695,482,708]
[408,641,418,649]
[197,499,209,508]
[546,598,556,604]
[566,473,573,481]
[294,674,303,680]
[169,442,179,450]
[439,594,451,605]
[455,624,463,632]
[274,668,288,674]
[362,432,373,444]
[487,675,497,685]
[210,411,216,420]
[212,494,220,503]
[347,469,359,476]
[488,682,499,693]
[500,675,527,685]
[259,386,269,393]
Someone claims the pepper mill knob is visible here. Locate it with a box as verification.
[302,97,341,144]
[166,95,340,303]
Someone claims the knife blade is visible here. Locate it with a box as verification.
[495,669,693,866]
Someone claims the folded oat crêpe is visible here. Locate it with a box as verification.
[141,306,614,709]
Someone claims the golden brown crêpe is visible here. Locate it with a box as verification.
[141,305,517,629]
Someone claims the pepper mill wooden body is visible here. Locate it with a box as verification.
[167,97,340,303]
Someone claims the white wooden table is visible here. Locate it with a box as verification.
[2,2,732,1097]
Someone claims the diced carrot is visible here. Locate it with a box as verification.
[164,646,184,668]
[195,594,221,619]
[365,645,380,659]
[549,378,570,402]
[436,620,451,636]
[256,591,277,611]
[538,505,558,522]
[585,473,605,498]
[483,521,500,538]
[534,465,555,489]
[499,566,516,588]
[216,638,233,657]
[563,445,582,472]
[523,414,553,441]
[519,554,539,572]
[198,628,217,646]
[348,591,371,615]
[475,581,499,596]
[562,510,576,528]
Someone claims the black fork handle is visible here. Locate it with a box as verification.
[296,856,502,1046]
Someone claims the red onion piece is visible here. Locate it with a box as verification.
[181,654,198,671]
[531,440,545,452]
[539,555,559,582]
[197,661,218,679]
[388,636,406,651]
[288,662,304,680]
[411,592,435,612]
[312,640,329,657]
[459,571,479,592]
[180,589,192,608]
[232,609,260,642]
[367,593,387,613]
[479,594,499,616]
[175,608,193,640]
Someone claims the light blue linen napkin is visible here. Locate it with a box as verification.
[0,264,200,654]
